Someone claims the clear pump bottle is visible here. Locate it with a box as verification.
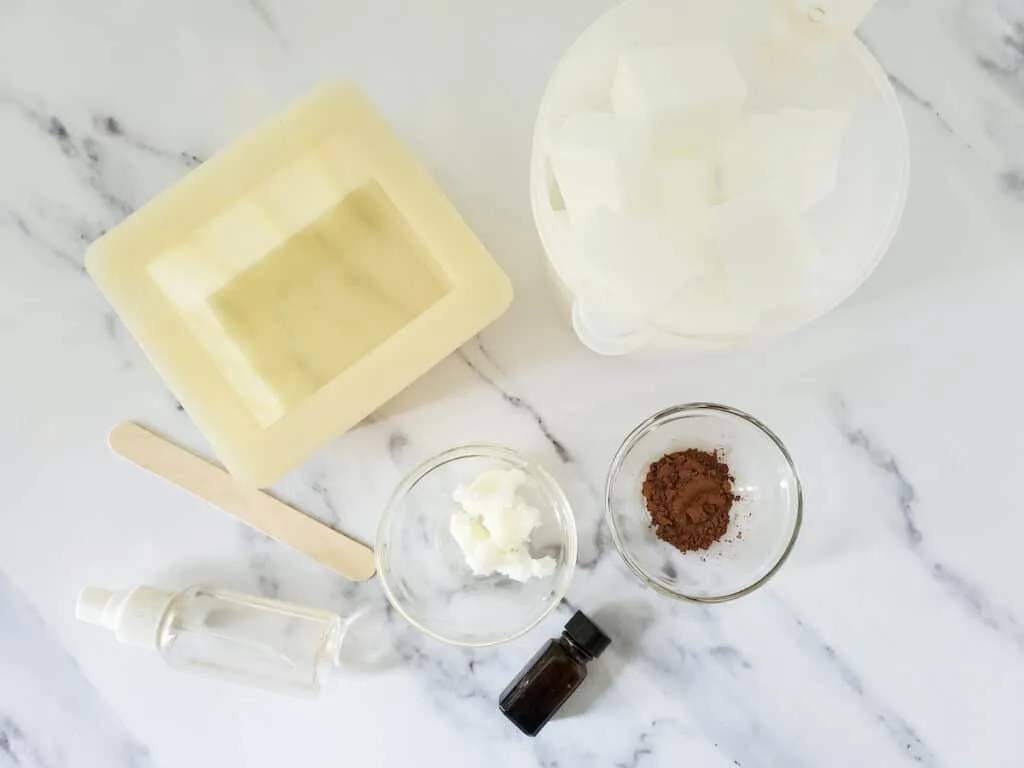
[77,585,344,695]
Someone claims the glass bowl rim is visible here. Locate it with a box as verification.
[604,402,803,603]
[376,442,579,647]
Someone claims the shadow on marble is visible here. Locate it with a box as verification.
[0,571,153,766]
[838,107,1024,314]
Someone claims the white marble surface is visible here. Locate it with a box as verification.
[3,0,1024,765]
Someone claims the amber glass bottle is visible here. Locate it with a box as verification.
[499,611,611,736]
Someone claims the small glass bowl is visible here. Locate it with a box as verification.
[376,444,577,646]
[605,403,802,602]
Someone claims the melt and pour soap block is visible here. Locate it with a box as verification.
[546,112,647,226]
[87,83,512,487]
[710,196,819,315]
[717,109,849,210]
[611,43,747,153]
[574,208,706,316]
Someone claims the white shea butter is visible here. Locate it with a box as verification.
[449,469,556,582]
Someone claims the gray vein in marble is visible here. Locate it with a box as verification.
[255,560,281,598]
[559,482,608,572]
[586,600,811,767]
[48,115,133,218]
[839,422,923,546]
[386,429,410,460]
[454,341,617,566]
[309,478,342,527]
[1,212,82,274]
[0,94,132,270]
[326,572,370,610]
[102,311,117,339]
[888,74,970,149]
[607,719,710,768]
[247,0,274,28]
[835,397,1024,653]
[459,340,572,463]
[237,525,282,598]
[929,562,1023,645]
[707,645,753,670]
[575,516,610,572]
[612,731,653,768]
[99,310,137,373]
[0,92,207,281]
[536,721,674,768]
[773,598,937,766]
[999,168,1024,199]
[369,604,544,735]
[650,648,805,768]
[398,638,494,705]
[0,716,48,768]
[91,114,204,169]
[974,10,1024,106]
[244,0,290,50]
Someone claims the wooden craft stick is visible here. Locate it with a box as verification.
[108,422,376,581]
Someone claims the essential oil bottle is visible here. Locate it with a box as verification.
[499,610,611,736]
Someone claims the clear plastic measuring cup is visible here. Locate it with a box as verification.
[530,0,909,356]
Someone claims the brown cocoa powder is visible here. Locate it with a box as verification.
[642,449,738,552]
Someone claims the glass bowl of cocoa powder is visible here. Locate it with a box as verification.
[605,403,802,602]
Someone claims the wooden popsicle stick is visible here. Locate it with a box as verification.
[108,422,376,581]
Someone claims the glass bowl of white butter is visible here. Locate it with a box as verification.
[376,444,577,646]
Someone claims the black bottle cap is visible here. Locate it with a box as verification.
[564,611,611,658]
